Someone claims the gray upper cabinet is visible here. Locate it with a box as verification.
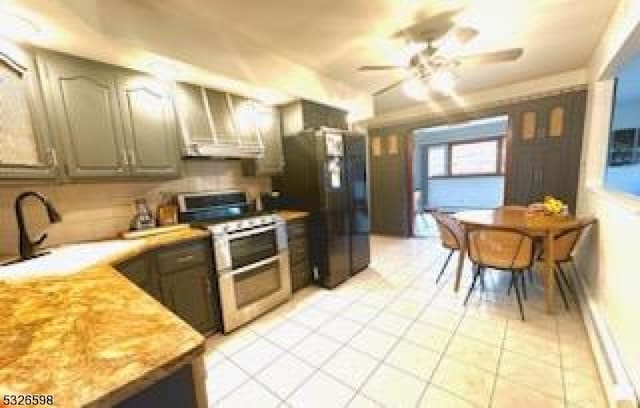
[242,102,284,175]
[0,41,57,179]
[117,72,180,177]
[38,52,129,179]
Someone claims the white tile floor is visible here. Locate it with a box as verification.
[204,235,607,408]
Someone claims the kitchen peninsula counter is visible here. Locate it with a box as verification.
[0,228,210,407]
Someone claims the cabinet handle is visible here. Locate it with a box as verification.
[176,255,195,263]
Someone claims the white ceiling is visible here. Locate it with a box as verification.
[157,0,617,114]
[6,0,619,117]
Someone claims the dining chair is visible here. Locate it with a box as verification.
[430,210,464,283]
[463,225,536,320]
[539,218,597,309]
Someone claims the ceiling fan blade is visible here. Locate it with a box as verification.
[373,78,408,96]
[456,48,524,65]
[451,26,479,45]
[358,65,406,71]
[392,8,461,41]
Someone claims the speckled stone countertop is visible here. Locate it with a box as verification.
[277,210,310,222]
[0,228,210,407]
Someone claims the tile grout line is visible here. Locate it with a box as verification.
[411,260,481,408]
[487,314,509,408]
[342,249,456,407]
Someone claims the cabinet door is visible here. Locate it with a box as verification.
[160,266,215,333]
[205,89,238,145]
[175,83,215,148]
[117,72,180,177]
[116,254,162,301]
[38,52,129,178]
[0,42,57,179]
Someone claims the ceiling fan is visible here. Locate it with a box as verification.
[359,9,524,99]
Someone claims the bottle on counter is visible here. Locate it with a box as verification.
[156,193,179,226]
[130,198,156,231]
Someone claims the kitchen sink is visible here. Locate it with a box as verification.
[0,240,144,281]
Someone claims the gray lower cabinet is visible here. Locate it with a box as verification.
[117,253,162,301]
[37,52,130,178]
[117,72,180,177]
[0,41,57,179]
[114,237,222,335]
[160,265,215,334]
[286,217,312,292]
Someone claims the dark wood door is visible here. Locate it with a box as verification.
[505,91,586,211]
[160,265,215,333]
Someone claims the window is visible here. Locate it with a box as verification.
[451,139,500,175]
[426,137,504,178]
[605,53,640,197]
[427,145,447,177]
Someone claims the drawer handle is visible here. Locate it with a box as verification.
[176,255,195,263]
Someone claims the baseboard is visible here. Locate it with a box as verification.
[572,270,638,407]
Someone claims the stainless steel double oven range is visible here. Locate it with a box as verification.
[177,191,291,333]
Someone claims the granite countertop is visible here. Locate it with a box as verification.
[277,210,310,222]
[0,228,210,407]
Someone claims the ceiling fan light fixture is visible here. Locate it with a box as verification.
[402,77,430,101]
[430,70,456,95]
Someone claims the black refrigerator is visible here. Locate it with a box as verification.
[276,128,370,288]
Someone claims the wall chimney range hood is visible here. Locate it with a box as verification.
[176,83,265,159]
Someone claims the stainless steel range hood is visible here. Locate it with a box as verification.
[176,83,264,159]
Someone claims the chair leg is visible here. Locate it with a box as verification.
[507,273,514,296]
[554,268,570,310]
[528,267,534,284]
[520,271,527,300]
[480,266,486,292]
[511,271,525,321]
[436,249,454,283]
[464,264,481,306]
[562,261,579,300]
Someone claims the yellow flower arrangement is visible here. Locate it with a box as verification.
[543,195,565,215]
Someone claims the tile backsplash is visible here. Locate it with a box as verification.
[0,160,270,255]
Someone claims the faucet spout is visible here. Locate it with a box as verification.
[15,191,62,261]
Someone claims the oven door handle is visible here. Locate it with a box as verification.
[222,255,281,277]
[226,224,277,240]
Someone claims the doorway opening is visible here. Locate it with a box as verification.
[412,115,508,237]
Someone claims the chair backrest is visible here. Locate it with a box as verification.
[431,210,463,250]
[467,225,535,270]
[553,218,597,261]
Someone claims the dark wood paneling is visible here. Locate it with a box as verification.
[369,131,411,236]
[367,89,588,233]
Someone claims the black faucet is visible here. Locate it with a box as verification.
[15,191,62,261]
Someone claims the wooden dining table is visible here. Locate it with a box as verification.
[452,206,584,313]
